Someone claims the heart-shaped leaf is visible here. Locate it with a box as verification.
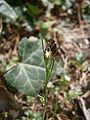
[6,37,45,96]
[0,0,18,20]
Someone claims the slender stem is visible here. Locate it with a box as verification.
[42,65,48,120]
[47,59,54,80]
[42,38,54,120]
[41,38,47,120]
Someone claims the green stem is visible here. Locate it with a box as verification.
[41,38,54,120]
[42,66,48,120]
[47,59,54,80]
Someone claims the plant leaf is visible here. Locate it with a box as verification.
[42,21,56,29]
[28,4,40,16]
[6,37,45,96]
[19,37,45,67]
[0,0,18,20]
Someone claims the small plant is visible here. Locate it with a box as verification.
[41,39,55,120]
[21,110,42,120]
[64,86,82,104]
[60,74,71,86]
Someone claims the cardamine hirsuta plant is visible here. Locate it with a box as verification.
[41,38,60,119]
[42,39,55,120]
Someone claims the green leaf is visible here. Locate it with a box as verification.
[0,0,18,20]
[6,37,45,96]
[75,53,84,63]
[19,37,44,67]
[28,4,40,16]
[42,21,56,29]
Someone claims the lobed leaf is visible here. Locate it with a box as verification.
[6,37,45,96]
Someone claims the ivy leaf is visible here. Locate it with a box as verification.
[19,37,45,67]
[6,37,45,96]
[0,0,18,20]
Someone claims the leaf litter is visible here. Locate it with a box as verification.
[0,1,90,120]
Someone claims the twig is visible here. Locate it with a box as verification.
[3,64,18,75]
[79,97,90,120]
